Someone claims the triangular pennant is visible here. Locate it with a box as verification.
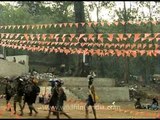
[131,44,136,49]
[88,34,94,41]
[55,37,59,42]
[0,26,3,29]
[36,34,40,40]
[147,50,152,56]
[83,37,88,42]
[154,33,160,38]
[139,50,146,56]
[155,44,159,50]
[63,23,67,27]
[118,34,124,41]
[54,34,60,39]
[116,37,120,42]
[144,33,151,38]
[151,21,157,25]
[36,25,40,29]
[148,37,154,42]
[30,34,35,40]
[62,37,66,42]
[20,36,24,40]
[143,44,147,49]
[100,21,104,26]
[115,50,121,57]
[131,51,137,57]
[44,24,48,28]
[49,34,54,40]
[69,23,73,27]
[141,37,147,41]
[136,21,141,25]
[12,25,16,29]
[107,22,111,26]
[126,33,132,38]
[5,33,10,39]
[149,44,153,48]
[22,25,25,29]
[108,34,114,42]
[88,22,92,27]
[40,24,43,29]
[94,22,98,26]
[9,34,14,39]
[114,21,119,26]
[59,23,63,28]
[78,34,85,41]
[121,21,125,25]
[98,34,103,42]
[75,23,79,28]
[152,50,157,57]
[48,24,52,28]
[24,34,29,41]
[16,25,20,29]
[128,20,133,24]
[26,25,30,30]
[81,22,85,27]
[134,33,141,42]
[4,26,8,29]
[137,43,142,49]
[143,21,148,24]
[8,25,12,29]
[42,34,47,41]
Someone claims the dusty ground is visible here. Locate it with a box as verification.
[0,97,160,119]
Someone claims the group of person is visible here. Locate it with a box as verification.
[5,75,40,116]
[4,71,98,119]
[135,97,160,110]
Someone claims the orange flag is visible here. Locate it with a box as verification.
[152,51,157,57]
[155,44,159,50]
[88,22,92,27]
[154,33,160,38]
[143,44,147,49]
[134,33,141,42]
[147,50,152,56]
[108,34,114,42]
[116,50,122,57]
[131,44,136,49]
[36,34,40,41]
[94,22,98,26]
[54,24,57,28]
[69,23,73,27]
[9,34,14,39]
[114,21,119,26]
[100,21,104,26]
[126,33,132,38]
[144,33,151,38]
[149,44,152,48]
[148,37,154,42]
[141,37,147,41]
[75,23,79,28]
[81,22,85,27]
[131,51,137,57]
[107,22,111,26]
[98,34,103,42]
[49,34,54,40]
[136,21,141,25]
[118,34,124,41]
[42,34,47,41]
[121,21,125,25]
[151,21,157,25]
[63,23,67,27]
[137,43,142,49]
[24,34,29,41]
[44,24,48,28]
[88,34,94,42]
[138,50,146,56]
[128,20,132,24]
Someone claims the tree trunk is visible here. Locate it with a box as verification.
[123,1,129,83]
[73,1,87,76]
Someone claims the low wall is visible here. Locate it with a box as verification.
[67,87,130,102]
[0,59,29,78]
[60,77,115,87]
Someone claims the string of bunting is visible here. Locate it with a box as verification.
[0,20,159,30]
[0,40,159,57]
[1,39,159,50]
[0,33,160,43]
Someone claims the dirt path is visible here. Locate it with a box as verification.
[0,98,160,119]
